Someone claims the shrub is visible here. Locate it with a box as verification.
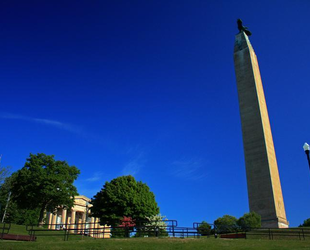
[299,218,310,227]
[214,215,238,233]
[197,221,211,236]
[237,212,261,231]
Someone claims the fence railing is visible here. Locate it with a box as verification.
[246,228,310,240]
[0,222,11,240]
[8,221,310,241]
[26,223,111,241]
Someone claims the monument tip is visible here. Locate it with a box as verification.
[237,18,252,36]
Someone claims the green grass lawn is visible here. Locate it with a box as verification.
[2,237,310,250]
[1,224,310,249]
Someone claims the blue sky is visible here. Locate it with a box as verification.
[1,0,310,227]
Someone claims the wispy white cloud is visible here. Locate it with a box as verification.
[75,172,107,198]
[85,172,104,182]
[122,161,141,176]
[0,112,82,134]
[122,152,145,177]
[0,112,119,149]
[75,184,101,199]
[171,158,206,181]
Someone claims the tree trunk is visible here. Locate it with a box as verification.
[38,204,46,227]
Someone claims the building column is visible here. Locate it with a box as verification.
[70,210,76,231]
[82,212,87,235]
[48,212,53,229]
[90,217,95,237]
[100,224,104,238]
[81,212,85,223]
[78,214,82,234]
[51,210,57,230]
[93,218,98,238]
[96,218,102,238]
[104,224,110,239]
[62,208,67,226]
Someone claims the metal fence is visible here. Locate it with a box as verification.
[26,223,111,241]
[4,220,310,241]
[246,228,310,240]
[0,222,11,240]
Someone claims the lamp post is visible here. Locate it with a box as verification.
[303,142,310,170]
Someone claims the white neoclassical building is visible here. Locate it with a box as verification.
[46,195,110,238]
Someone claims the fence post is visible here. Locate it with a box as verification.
[302,229,305,240]
[214,225,217,238]
[1,223,5,240]
[66,227,70,241]
[268,228,271,240]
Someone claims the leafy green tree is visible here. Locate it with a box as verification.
[237,212,261,231]
[299,218,310,227]
[0,175,40,225]
[91,175,159,227]
[136,214,168,237]
[214,215,238,233]
[197,221,211,236]
[111,227,127,238]
[0,175,14,222]
[10,153,80,225]
[0,165,11,186]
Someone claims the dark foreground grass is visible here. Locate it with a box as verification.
[2,237,310,250]
[1,224,310,249]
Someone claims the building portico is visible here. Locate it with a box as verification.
[47,195,110,238]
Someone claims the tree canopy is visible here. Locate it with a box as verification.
[0,164,10,186]
[213,212,262,233]
[0,175,39,225]
[214,215,238,233]
[300,218,310,227]
[10,153,80,224]
[139,214,168,237]
[91,175,159,227]
[197,221,211,236]
[237,212,261,230]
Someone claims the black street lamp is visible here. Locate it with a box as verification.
[303,142,310,170]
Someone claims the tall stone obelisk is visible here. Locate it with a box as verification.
[234,21,289,228]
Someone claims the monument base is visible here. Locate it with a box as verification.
[262,217,289,228]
